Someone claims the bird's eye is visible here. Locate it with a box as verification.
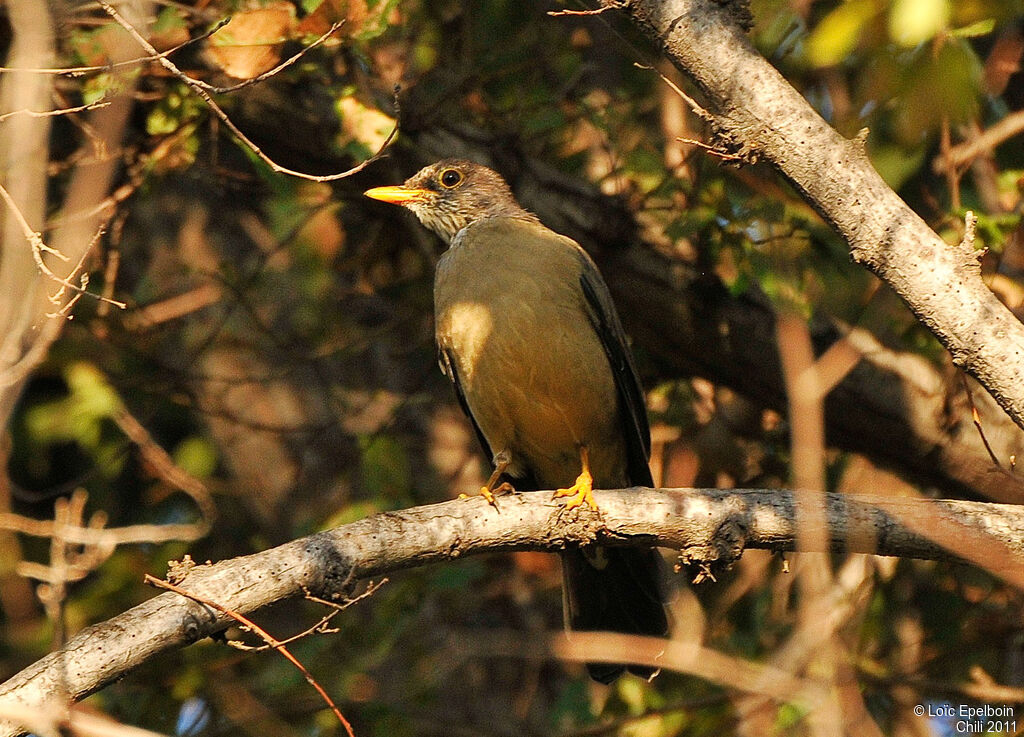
[439,169,463,188]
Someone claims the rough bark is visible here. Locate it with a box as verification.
[598,0,1024,431]
[2,487,1023,735]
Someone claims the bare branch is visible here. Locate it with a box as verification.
[97,0,396,183]
[198,21,346,94]
[0,702,172,737]
[0,18,231,76]
[676,136,745,162]
[0,99,110,122]
[934,109,1024,174]
[1,488,1023,736]
[0,154,124,317]
[548,5,622,17]
[633,62,710,121]
[960,209,978,253]
[226,580,388,652]
[145,576,356,737]
[0,493,208,549]
[599,0,1024,430]
[112,407,217,527]
[0,0,141,430]
[961,374,1006,471]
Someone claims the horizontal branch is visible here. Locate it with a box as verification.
[2,488,1024,735]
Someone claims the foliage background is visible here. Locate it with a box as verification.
[2,0,1024,735]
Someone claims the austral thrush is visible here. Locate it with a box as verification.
[365,160,669,683]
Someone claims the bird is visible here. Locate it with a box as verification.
[365,159,669,683]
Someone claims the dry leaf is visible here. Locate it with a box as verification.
[337,97,395,151]
[297,0,367,37]
[206,3,296,80]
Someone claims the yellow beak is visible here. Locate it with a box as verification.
[364,185,432,205]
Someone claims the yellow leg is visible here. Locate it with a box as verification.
[460,452,513,507]
[553,446,596,510]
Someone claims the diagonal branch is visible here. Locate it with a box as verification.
[933,109,1024,174]
[1,487,1023,736]
[145,576,356,737]
[596,0,1024,431]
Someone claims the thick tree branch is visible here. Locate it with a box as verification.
[599,0,1024,430]
[2,488,1023,735]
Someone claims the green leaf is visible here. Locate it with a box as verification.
[152,6,187,33]
[173,437,218,479]
[868,143,926,189]
[320,500,384,529]
[23,362,123,464]
[359,434,411,500]
[950,17,997,37]
[806,0,878,67]
[889,0,951,45]
[777,702,809,731]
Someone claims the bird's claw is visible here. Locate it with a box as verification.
[459,481,514,508]
[553,469,596,511]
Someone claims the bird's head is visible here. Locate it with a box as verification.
[364,159,538,243]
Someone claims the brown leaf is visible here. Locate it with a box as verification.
[297,0,367,37]
[337,97,395,151]
[206,2,296,80]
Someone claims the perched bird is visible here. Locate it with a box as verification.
[365,159,668,683]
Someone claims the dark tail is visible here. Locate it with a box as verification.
[561,545,669,684]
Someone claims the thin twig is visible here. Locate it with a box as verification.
[113,408,217,527]
[961,373,1004,471]
[97,0,397,182]
[633,63,711,121]
[45,227,110,318]
[198,21,345,94]
[304,580,388,611]
[959,209,978,253]
[0,99,110,123]
[0,180,67,260]
[677,136,745,162]
[95,212,124,323]
[547,5,620,16]
[939,116,962,211]
[227,580,387,652]
[144,575,357,737]
[934,109,1024,174]
[0,17,230,76]
[0,507,208,547]
[226,613,341,651]
[0,181,126,310]
[0,701,175,737]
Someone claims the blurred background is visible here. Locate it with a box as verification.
[1,0,1024,734]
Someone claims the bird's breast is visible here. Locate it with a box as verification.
[434,222,627,488]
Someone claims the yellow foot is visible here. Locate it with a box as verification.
[554,446,598,511]
[553,469,595,510]
[459,481,514,508]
